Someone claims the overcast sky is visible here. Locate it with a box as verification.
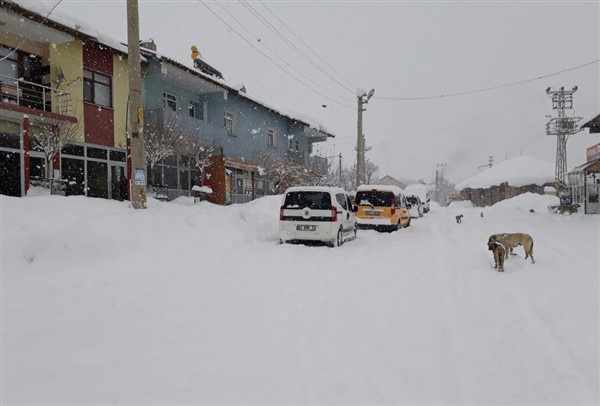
[31,0,600,184]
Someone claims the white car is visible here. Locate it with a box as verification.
[406,195,424,218]
[279,186,357,247]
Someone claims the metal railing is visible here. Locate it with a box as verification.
[0,74,72,115]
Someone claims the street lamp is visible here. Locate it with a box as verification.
[356,88,374,187]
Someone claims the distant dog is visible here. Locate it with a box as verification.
[490,233,535,264]
[480,212,484,218]
[558,204,579,215]
[487,235,507,272]
[456,214,463,223]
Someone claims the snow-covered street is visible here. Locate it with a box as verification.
[2,193,598,404]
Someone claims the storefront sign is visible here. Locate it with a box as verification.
[587,143,600,162]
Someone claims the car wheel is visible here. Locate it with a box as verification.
[336,227,344,247]
[406,218,411,228]
[396,220,401,231]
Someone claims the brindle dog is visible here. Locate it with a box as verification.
[490,233,535,264]
[487,235,507,272]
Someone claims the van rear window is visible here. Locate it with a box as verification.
[356,191,394,207]
[284,192,331,210]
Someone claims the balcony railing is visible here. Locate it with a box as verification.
[0,74,72,115]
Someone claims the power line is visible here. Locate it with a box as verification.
[0,0,63,62]
[196,0,355,110]
[375,59,600,101]
[213,2,351,103]
[259,0,359,91]
[240,0,356,95]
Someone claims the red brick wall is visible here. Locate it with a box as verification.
[83,43,114,146]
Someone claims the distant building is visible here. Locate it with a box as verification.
[455,155,555,207]
[376,175,406,189]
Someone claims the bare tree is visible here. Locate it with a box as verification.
[144,110,189,186]
[30,117,79,178]
[180,135,220,186]
[255,151,321,194]
[365,159,380,184]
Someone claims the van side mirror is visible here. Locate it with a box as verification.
[407,203,412,209]
[353,205,358,212]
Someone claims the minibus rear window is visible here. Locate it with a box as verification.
[356,191,394,207]
[284,192,331,210]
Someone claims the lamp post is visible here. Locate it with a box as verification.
[357,88,374,187]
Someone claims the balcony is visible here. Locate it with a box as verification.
[0,74,72,116]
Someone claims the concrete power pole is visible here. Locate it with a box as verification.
[338,153,342,188]
[127,0,147,209]
[545,86,583,189]
[356,89,374,187]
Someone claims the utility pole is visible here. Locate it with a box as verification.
[338,153,342,188]
[356,89,374,187]
[545,86,583,189]
[127,0,146,209]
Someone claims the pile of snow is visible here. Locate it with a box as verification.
[456,155,555,191]
[2,192,597,404]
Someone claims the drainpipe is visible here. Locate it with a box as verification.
[23,116,30,196]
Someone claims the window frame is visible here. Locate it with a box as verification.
[83,68,112,108]
[268,128,276,148]
[224,111,234,136]
[163,92,177,111]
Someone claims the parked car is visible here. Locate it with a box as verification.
[406,195,424,218]
[279,186,357,247]
[355,185,411,232]
[405,184,431,213]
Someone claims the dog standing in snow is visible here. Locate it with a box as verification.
[490,233,535,263]
[487,234,507,272]
[455,214,463,223]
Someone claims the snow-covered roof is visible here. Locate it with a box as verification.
[456,155,555,191]
[10,0,130,56]
[9,1,333,139]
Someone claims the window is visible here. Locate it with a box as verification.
[295,140,300,152]
[224,112,234,135]
[83,69,112,107]
[336,193,348,210]
[268,129,276,147]
[189,101,202,119]
[288,136,294,150]
[163,92,177,111]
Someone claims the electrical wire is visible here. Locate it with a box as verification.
[240,0,356,95]
[375,59,600,101]
[196,0,355,110]
[0,0,64,62]
[259,0,359,91]
[213,2,351,103]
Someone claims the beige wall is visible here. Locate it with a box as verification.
[113,56,129,149]
[50,41,84,142]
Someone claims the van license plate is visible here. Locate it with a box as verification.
[365,210,380,216]
[297,225,316,231]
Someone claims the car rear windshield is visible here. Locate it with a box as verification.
[284,191,331,210]
[406,196,419,204]
[355,191,395,207]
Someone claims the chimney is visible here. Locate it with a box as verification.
[140,39,156,52]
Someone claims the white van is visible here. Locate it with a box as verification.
[279,186,357,247]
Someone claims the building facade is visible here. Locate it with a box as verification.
[1,3,333,204]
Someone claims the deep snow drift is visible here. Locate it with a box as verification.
[2,191,598,404]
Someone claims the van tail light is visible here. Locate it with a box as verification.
[391,198,396,215]
[330,206,338,222]
[280,205,285,220]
